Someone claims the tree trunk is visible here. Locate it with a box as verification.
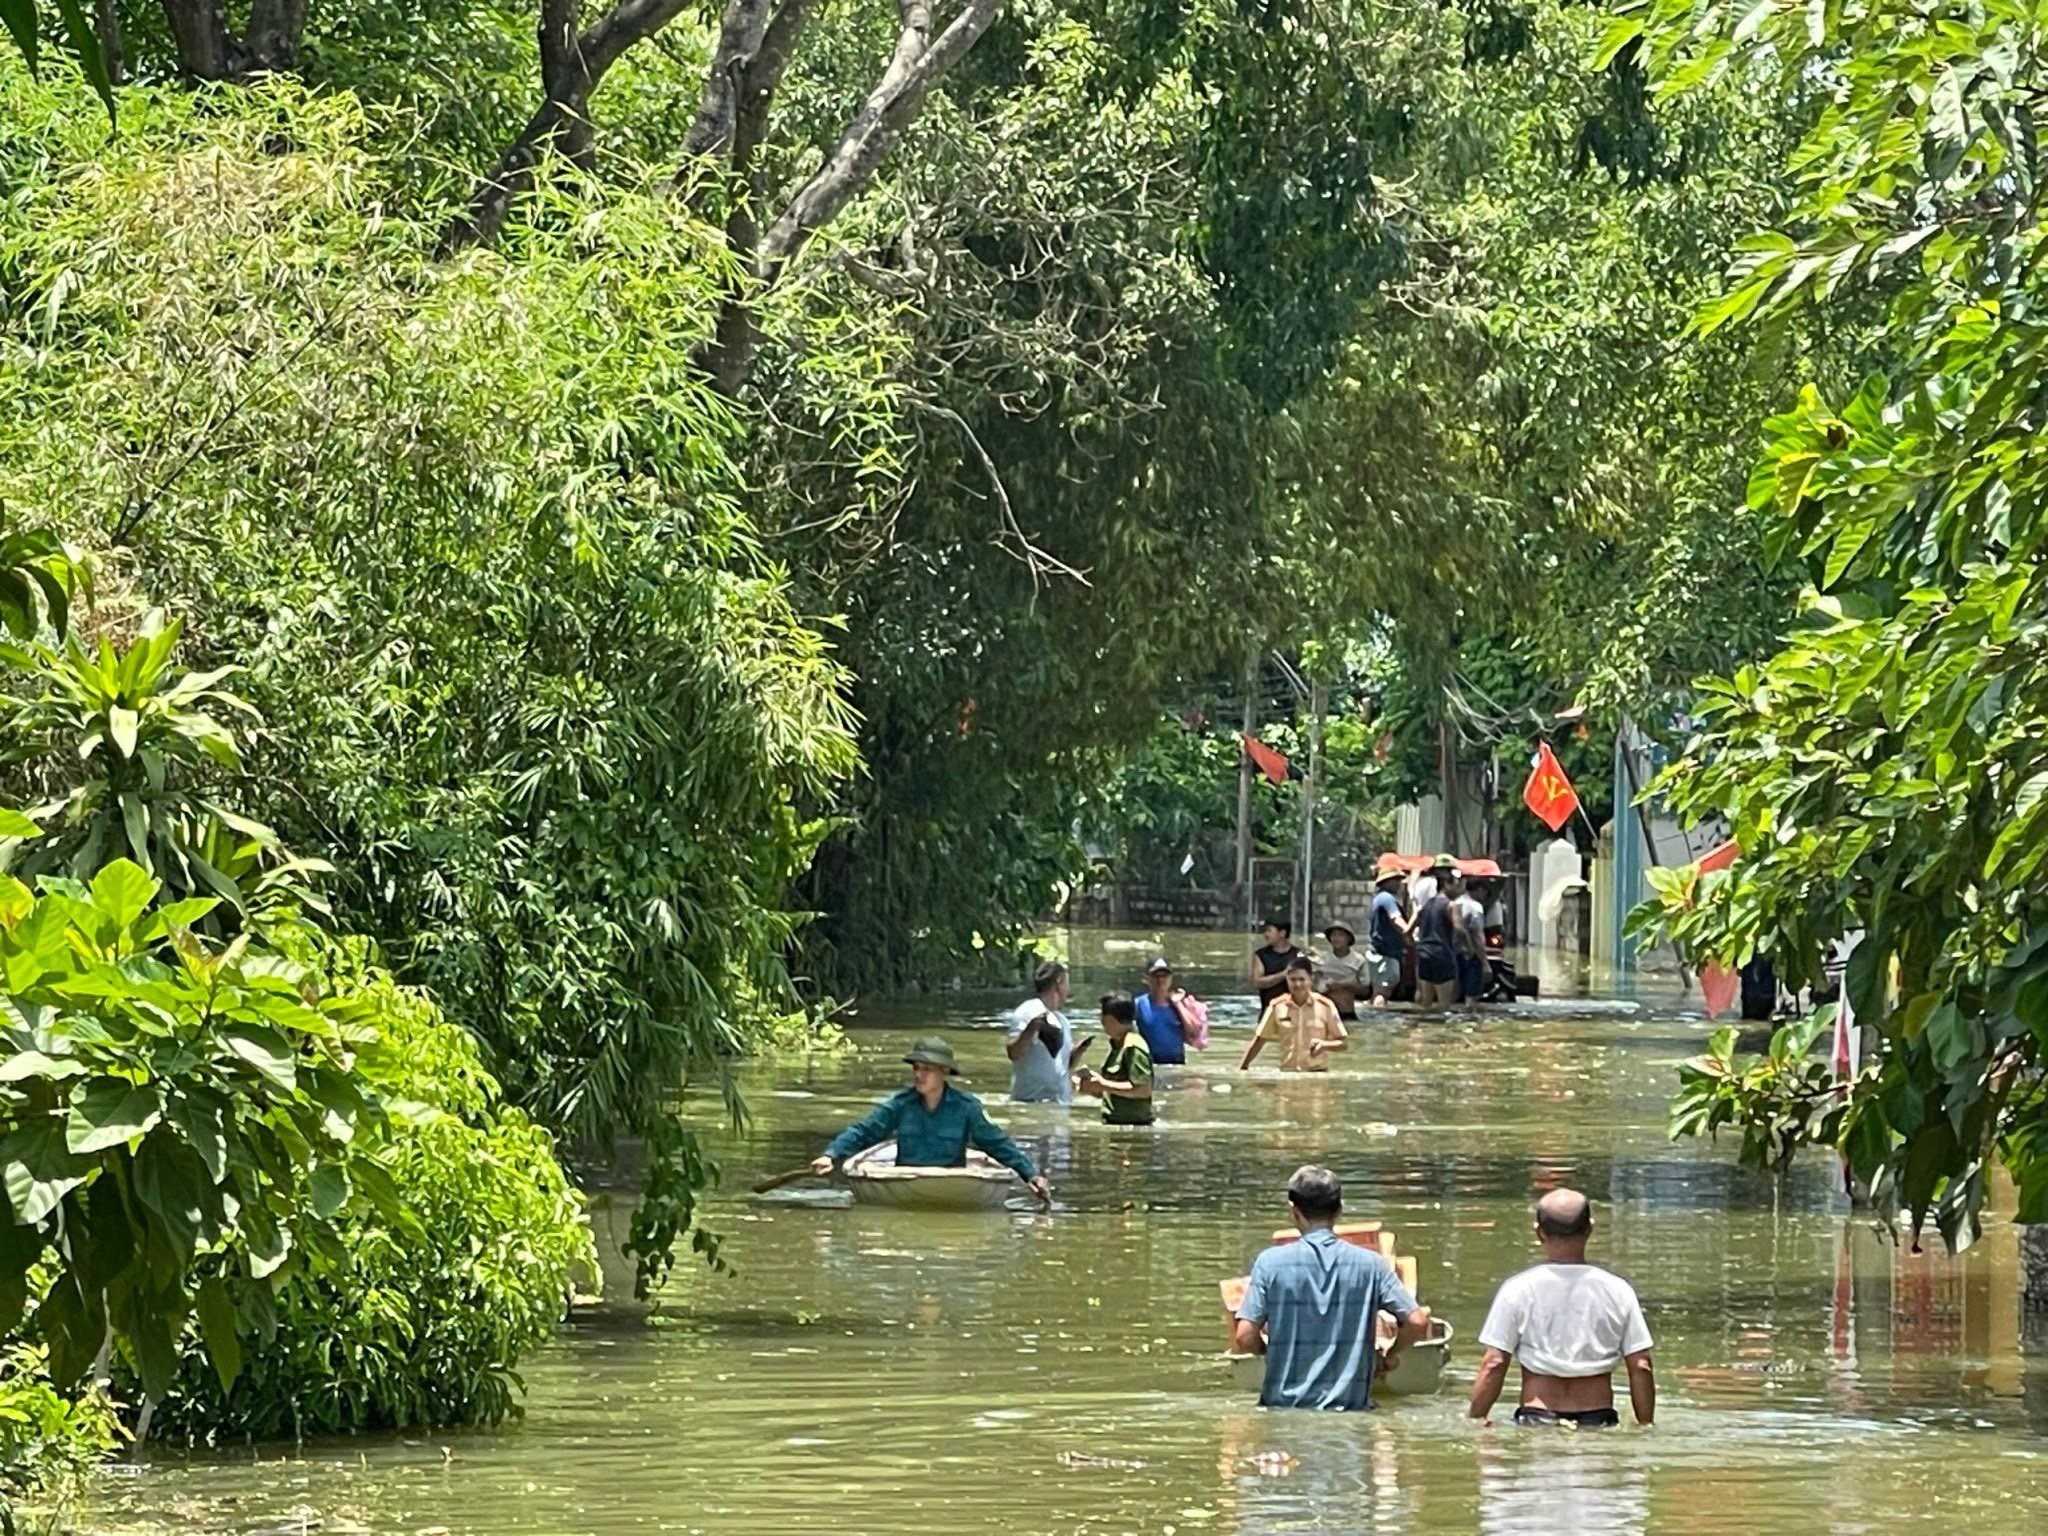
[2024,1223,2048,1310]
[245,0,311,70]
[94,0,125,83]
[159,0,235,78]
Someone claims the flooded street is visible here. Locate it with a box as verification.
[81,929,2048,1534]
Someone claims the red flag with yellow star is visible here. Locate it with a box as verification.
[1522,741,1579,833]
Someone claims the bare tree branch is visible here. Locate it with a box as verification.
[758,0,1004,276]
[682,0,774,160]
[441,0,693,254]
[924,403,1090,590]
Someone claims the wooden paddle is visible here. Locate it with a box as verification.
[751,1164,830,1194]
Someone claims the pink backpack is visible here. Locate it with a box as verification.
[1173,990,1211,1051]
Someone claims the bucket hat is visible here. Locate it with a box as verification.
[902,1036,960,1074]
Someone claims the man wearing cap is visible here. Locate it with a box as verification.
[1411,853,1455,910]
[1367,868,1411,1007]
[811,1038,1052,1203]
[1240,955,1349,1072]
[1134,957,1189,1065]
[1312,920,1369,1020]
[1232,1165,1430,1410]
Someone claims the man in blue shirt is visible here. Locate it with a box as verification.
[1367,868,1410,1007]
[1232,1165,1429,1409]
[812,1037,1051,1203]
[1133,957,1188,1064]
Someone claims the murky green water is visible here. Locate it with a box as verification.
[77,928,2048,1533]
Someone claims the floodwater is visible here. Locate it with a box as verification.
[75,928,2048,1534]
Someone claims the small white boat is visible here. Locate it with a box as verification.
[841,1142,1018,1212]
[1224,1318,1456,1396]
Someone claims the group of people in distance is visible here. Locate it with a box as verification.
[1253,857,1512,1016]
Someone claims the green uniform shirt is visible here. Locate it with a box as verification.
[823,1083,1037,1179]
[1098,1032,1156,1125]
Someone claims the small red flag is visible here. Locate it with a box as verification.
[1242,733,1290,787]
[1522,741,1579,833]
[1696,839,1740,874]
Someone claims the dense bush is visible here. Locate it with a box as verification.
[140,958,594,1439]
[0,1345,119,1501]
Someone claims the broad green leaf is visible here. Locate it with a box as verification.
[223,1022,297,1091]
[49,0,115,123]
[0,807,39,839]
[166,1091,228,1184]
[195,1274,242,1391]
[89,858,158,931]
[308,1160,351,1218]
[0,1121,92,1223]
[65,1077,165,1155]
[0,0,38,76]
[0,874,32,929]
[106,704,140,759]
[0,1050,88,1083]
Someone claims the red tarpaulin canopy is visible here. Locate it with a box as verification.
[1374,853,1504,878]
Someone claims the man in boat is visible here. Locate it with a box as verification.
[1006,959,1075,1104]
[1312,921,1368,1020]
[1073,991,1154,1124]
[1133,957,1189,1065]
[1239,956,1348,1072]
[810,1038,1052,1203]
[1467,1188,1655,1428]
[1231,1165,1429,1410]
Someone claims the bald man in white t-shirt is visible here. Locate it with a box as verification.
[1467,1189,1655,1427]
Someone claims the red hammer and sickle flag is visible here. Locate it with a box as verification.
[1242,733,1291,787]
[1522,740,1580,833]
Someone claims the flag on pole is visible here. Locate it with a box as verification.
[1242,733,1291,787]
[1522,740,1579,833]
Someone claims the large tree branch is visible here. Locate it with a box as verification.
[757,0,1003,276]
[441,0,692,254]
[682,0,775,160]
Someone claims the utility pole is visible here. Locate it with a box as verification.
[1235,651,1256,928]
[1299,680,1325,934]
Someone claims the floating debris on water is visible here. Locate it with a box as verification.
[1058,1450,1146,1470]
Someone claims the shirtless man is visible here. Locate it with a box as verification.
[1467,1189,1654,1427]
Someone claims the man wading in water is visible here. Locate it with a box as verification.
[813,1037,1052,1204]
[1467,1189,1655,1427]
[1005,960,1075,1104]
[1232,1166,1429,1410]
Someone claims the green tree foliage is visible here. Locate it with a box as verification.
[1621,0,2048,1246]
[0,75,859,1279]
[0,1343,119,1500]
